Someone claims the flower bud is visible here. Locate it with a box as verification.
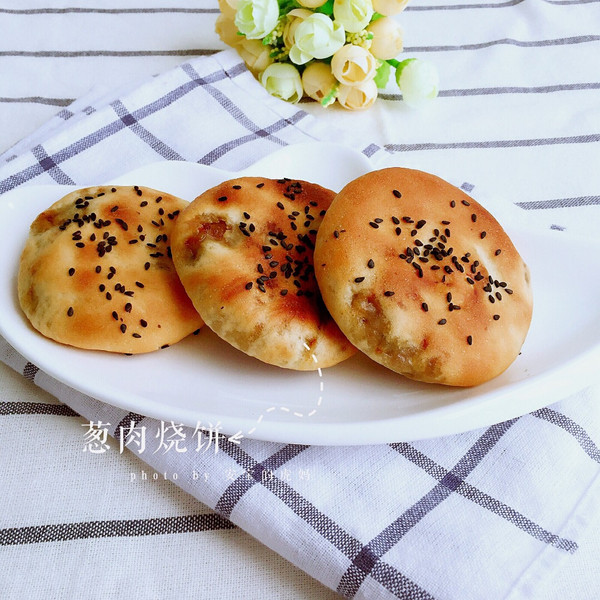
[366,17,403,60]
[215,14,242,47]
[282,8,313,50]
[289,13,346,65]
[234,0,279,40]
[337,80,378,110]
[372,0,408,17]
[218,0,239,19]
[302,61,338,105]
[259,63,304,103]
[333,0,374,34]
[297,0,329,7]
[238,38,274,74]
[331,44,377,86]
[395,58,439,108]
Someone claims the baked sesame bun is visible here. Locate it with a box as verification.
[314,168,533,387]
[171,177,356,370]
[18,186,203,354]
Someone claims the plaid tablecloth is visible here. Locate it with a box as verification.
[1,2,600,599]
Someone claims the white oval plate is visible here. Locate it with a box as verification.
[1,143,599,445]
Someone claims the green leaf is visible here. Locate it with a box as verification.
[278,0,301,16]
[373,61,391,88]
[315,0,334,17]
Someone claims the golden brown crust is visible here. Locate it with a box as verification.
[18,185,203,354]
[314,168,533,386]
[171,177,356,370]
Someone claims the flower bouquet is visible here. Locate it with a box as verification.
[215,0,438,110]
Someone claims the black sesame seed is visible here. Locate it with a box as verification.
[495,249,502,256]
[68,268,75,276]
[462,200,470,206]
[384,291,395,297]
[493,314,501,320]
[120,324,127,333]
[467,335,473,345]
[233,185,242,190]
[416,220,426,229]
[489,295,496,303]
[438,319,447,325]
[421,302,428,312]
[112,311,118,320]
[369,222,379,229]
[135,281,144,288]
[132,333,142,339]
[354,277,365,283]
[67,307,74,317]
[125,303,132,313]
[245,282,253,290]
[480,231,487,239]
[256,183,264,188]
[144,262,150,271]
[367,259,375,269]
[395,227,402,236]
[471,214,477,222]
[217,196,227,202]
[277,202,285,210]
[140,319,148,327]
[393,189,402,198]
[374,218,383,223]
[280,289,288,296]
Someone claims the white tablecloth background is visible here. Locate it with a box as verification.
[1,1,599,598]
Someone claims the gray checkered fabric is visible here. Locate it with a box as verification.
[1,42,600,600]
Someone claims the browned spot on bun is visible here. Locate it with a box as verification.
[18,186,203,354]
[171,177,356,370]
[314,168,533,386]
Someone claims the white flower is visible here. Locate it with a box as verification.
[333,0,374,34]
[259,63,304,103]
[337,80,378,110]
[366,17,403,60]
[234,0,279,40]
[288,13,346,65]
[282,8,313,50]
[302,61,338,105]
[372,0,409,17]
[331,44,377,86]
[396,58,439,108]
[238,38,274,74]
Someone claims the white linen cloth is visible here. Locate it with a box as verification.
[1,1,600,599]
